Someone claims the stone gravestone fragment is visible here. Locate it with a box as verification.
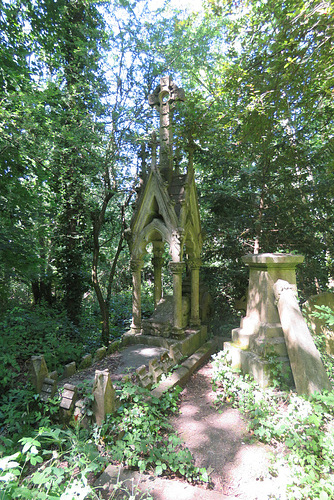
[92,370,116,426]
[49,370,58,381]
[30,355,49,393]
[160,351,174,374]
[40,377,57,402]
[274,279,332,396]
[169,344,183,364]
[79,354,92,369]
[136,365,153,390]
[149,358,164,384]
[60,383,78,421]
[74,399,90,428]
[63,361,76,378]
[94,346,107,362]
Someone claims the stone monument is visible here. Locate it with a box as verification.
[126,76,204,342]
[225,253,332,396]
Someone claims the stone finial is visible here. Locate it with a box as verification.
[92,370,116,426]
[149,131,158,171]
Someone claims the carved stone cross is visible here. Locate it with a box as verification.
[148,76,185,183]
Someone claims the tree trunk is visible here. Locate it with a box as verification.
[92,192,114,345]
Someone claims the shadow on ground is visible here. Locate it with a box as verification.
[94,360,291,500]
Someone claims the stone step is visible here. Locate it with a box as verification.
[251,337,288,357]
[224,341,293,388]
[231,327,255,349]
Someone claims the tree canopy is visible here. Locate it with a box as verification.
[1,0,333,332]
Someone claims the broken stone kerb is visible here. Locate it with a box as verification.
[273,279,332,397]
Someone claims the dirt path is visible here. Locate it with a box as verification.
[95,359,291,499]
[169,361,290,499]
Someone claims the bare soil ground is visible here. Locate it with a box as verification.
[168,361,290,499]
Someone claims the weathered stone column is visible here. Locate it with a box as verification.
[152,242,164,309]
[130,258,143,333]
[242,253,305,335]
[169,261,186,331]
[274,279,332,396]
[189,258,202,326]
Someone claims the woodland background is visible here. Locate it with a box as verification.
[1,0,333,366]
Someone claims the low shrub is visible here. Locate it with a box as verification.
[211,351,334,500]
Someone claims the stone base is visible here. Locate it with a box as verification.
[226,321,293,388]
[224,341,294,389]
[141,296,190,338]
[122,332,175,349]
[122,325,208,359]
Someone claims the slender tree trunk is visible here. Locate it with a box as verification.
[254,191,265,255]
[254,158,269,254]
[92,192,113,345]
[106,231,125,308]
[92,234,110,344]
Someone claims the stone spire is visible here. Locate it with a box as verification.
[148,76,185,184]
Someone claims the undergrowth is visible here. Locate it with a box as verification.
[0,382,208,499]
[95,381,208,483]
[211,350,334,500]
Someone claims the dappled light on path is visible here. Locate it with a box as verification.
[171,362,291,499]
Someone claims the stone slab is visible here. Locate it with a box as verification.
[151,340,216,398]
[274,280,332,396]
[116,345,168,374]
[79,354,92,369]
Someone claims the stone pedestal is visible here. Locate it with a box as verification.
[189,258,202,326]
[225,253,304,388]
[130,259,143,333]
[169,262,186,333]
[242,253,304,336]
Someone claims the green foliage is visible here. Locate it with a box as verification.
[0,384,59,439]
[0,303,100,438]
[0,380,208,499]
[211,351,334,499]
[0,306,87,386]
[312,305,334,327]
[263,347,292,391]
[99,382,209,483]
[0,425,106,499]
[309,305,334,385]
